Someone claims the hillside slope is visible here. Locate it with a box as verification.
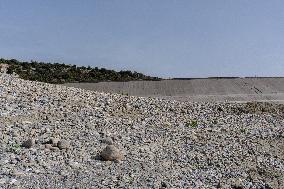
[0,73,284,188]
[64,77,284,102]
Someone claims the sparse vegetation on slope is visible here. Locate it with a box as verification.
[0,58,160,83]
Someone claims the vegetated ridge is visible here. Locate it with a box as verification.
[0,58,160,84]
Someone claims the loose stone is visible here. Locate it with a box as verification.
[100,145,123,161]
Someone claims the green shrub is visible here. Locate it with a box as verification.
[9,143,21,154]
[1,58,161,84]
[186,120,198,128]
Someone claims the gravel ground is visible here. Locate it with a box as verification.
[1,74,284,188]
[63,78,284,102]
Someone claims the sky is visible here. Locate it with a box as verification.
[0,0,284,78]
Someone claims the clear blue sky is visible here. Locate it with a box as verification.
[0,0,284,78]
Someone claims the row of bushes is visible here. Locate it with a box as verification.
[0,58,160,84]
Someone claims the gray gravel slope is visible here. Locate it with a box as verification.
[64,78,284,102]
[1,74,284,188]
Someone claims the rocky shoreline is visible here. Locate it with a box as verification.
[0,74,284,188]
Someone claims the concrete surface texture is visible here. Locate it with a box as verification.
[63,78,284,102]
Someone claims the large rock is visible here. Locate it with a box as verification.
[100,145,123,161]
[57,140,70,150]
[101,137,113,145]
[50,138,60,147]
[21,138,35,148]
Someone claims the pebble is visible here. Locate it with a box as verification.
[45,144,59,151]
[161,181,168,188]
[9,178,18,185]
[0,178,6,185]
[21,138,35,148]
[100,145,123,161]
[50,138,60,147]
[57,140,70,150]
[101,137,113,145]
[11,170,25,177]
